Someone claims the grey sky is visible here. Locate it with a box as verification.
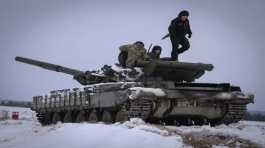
[0,0,264,111]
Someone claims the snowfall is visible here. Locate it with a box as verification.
[0,106,265,148]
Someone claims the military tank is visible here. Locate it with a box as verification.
[15,54,254,126]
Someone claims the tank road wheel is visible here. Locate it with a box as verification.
[36,113,45,125]
[41,112,52,125]
[76,111,86,123]
[37,113,51,126]
[52,112,61,124]
[63,111,73,123]
[115,106,128,122]
[102,110,113,123]
[88,110,99,123]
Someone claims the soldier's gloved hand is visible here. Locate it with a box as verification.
[188,33,192,38]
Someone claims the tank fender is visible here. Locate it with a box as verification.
[215,91,254,103]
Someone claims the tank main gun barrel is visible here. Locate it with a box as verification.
[15,56,117,85]
[15,56,85,76]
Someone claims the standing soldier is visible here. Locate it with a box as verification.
[118,41,147,68]
[162,10,192,61]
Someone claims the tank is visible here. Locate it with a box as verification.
[15,55,254,126]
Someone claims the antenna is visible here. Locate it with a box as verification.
[147,43,153,53]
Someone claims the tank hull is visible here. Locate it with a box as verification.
[32,82,253,126]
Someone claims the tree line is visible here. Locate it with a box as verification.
[243,111,265,121]
[0,99,32,108]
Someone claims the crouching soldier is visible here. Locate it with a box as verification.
[118,41,147,68]
[148,46,176,61]
[148,45,162,60]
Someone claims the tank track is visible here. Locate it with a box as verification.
[217,103,247,125]
[36,113,44,122]
[35,98,248,126]
[123,100,248,126]
[36,112,48,125]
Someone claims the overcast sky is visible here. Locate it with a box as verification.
[0,0,265,111]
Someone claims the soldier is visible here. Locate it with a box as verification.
[148,45,162,60]
[118,41,147,68]
[162,10,192,61]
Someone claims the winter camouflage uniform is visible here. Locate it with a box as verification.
[119,44,147,68]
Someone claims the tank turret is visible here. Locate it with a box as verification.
[135,60,213,82]
[15,56,213,84]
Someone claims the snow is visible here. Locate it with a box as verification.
[0,106,184,148]
[128,87,166,100]
[1,106,265,148]
[91,81,138,88]
[111,64,129,73]
[121,118,170,136]
[108,65,144,81]
[12,122,183,148]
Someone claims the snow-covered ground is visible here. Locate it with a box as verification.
[1,106,265,148]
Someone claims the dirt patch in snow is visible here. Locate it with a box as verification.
[154,125,263,148]
[180,133,261,148]
[154,121,265,148]
[121,119,264,148]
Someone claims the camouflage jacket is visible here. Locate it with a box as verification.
[119,44,147,67]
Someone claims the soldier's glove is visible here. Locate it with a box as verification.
[188,33,192,38]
